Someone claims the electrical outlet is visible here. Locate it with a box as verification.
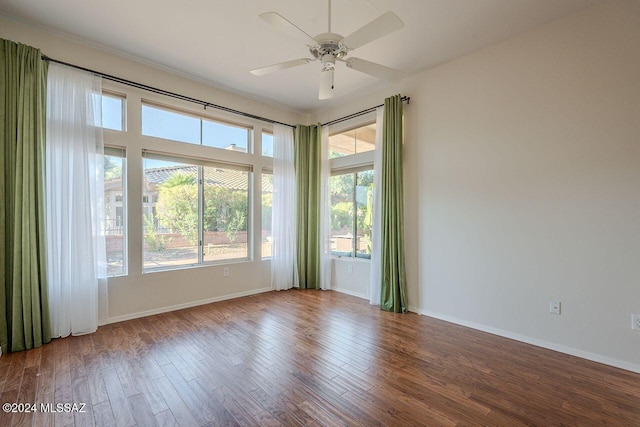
[549,301,561,315]
[347,264,353,274]
[632,314,640,331]
[223,267,229,277]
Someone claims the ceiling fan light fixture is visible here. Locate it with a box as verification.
[321,53,336,71]
[319,67,335,100]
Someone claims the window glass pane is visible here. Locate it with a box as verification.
[330,173,355,256]
[203,166,250,262]
[142,105,200,144]
[262,132,274,157]
[329,123,376,158]
[102,95,124,131]
[262,172,273,258]
[356,170,374,259]
[143,158,199,270]
[104,153,125,275]
[202,120,249,152]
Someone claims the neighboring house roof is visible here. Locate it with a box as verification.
[104,178,123,192]
[143,165,272,192]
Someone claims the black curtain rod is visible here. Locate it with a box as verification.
[41,55,296,128]
[321,96,410,127]
[41,56,409,131]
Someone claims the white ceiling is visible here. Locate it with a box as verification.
[0,0,599,113]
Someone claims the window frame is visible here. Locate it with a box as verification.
[328,119,377,260]
[141,150,253,273]
[101,90,126,132]
[261,130,274,157]
[141,101,252,153]
[328,121,376,158]
[329,168,374,259]
[104,145,127,277]
[99,80,275,277]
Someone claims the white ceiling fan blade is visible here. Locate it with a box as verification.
[340,11,404,50]
[259,12,318,46]
[345,58,404,82]
[319,68,335,100]
[251,58,312,76]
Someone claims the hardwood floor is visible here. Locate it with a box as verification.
[0,290,638,426]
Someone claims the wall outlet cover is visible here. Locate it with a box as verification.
[549,301,561,315]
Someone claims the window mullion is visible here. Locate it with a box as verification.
[200,118,203,146]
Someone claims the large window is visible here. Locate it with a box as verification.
[330,170,373,258]
[104,147,126,276]
[328,122,376,258]
[142,103,250,152]
[97,89,273,276]
[142,153,251,271]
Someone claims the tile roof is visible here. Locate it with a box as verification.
[144,165,272,192]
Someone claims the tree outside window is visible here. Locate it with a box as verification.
[330,170,373,258]
[142,157,250,271]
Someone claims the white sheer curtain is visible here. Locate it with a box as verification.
[271,123,298,290]
[46,63,106,337]
[369,106,384,305]
[320,125,332,290]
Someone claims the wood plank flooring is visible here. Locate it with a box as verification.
[0,290,638,426]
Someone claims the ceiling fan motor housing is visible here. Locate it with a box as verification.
[310,33,348,61]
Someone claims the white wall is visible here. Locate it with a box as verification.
[331,258,371,300]
[315,0,640,372]
[0,15,307,323]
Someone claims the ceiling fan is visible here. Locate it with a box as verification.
[250,0,405,100]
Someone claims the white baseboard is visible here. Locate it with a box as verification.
[331,286,368,300]
[421,309,640,374]
[99,287,273,326]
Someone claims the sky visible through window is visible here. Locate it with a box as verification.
[203,120,248,151]
[142,105,200,144]
[102,95,123,131]
[141,105,249,152]
[262,133,273,157]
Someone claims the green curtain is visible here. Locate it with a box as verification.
[294,124,322,289]
[380,94,407,313]
[0,39,51,353]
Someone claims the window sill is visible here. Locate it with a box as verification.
[142,257,252,274]
[331,256,371,263]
